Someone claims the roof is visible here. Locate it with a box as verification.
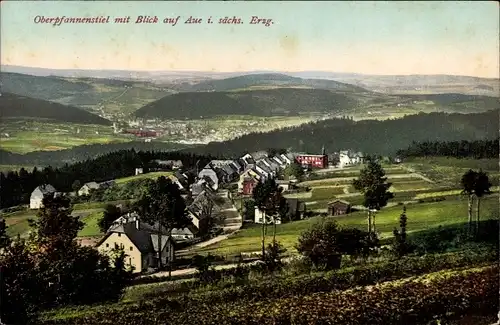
[171,227,194,236]
[230,160,242,170]
[32,184,56,196]
[328,199,351,206]
[221,164,237,176]
[210,160,234,168]
[82,182,99,189]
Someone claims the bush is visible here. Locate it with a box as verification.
[296,219,379,269]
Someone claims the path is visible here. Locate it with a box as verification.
[178,189,242,255]
[400,165,436,184]
[140,256,299,279]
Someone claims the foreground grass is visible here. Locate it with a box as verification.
[38,249,497,324]
[190,195,498,257]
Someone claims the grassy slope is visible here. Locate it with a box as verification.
[2,172,172,238]
[185,195,498,257]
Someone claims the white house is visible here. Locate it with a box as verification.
[254,207,282,225]
[30,184,57,209]
[78,182,100,196]
[198,166,220,190]
[339,150,364,168]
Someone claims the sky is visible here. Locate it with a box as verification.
[1,1,499,77]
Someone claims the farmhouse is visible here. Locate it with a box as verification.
[339,150,364,167]
[327,199,352,216]
[97,220,175,274]
[77,180,115,196]
[254,198,306,224]
[30,184,57,209]
[198,165,220,190]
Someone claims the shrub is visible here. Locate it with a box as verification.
[296,219,379,269]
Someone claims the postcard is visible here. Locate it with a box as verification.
[0,1,498,325]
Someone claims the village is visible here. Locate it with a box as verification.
[27,148,366,274]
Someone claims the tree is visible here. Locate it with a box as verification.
[135,176,191,274]
[284,161,305,181]
[392,205,412,257]
[71,180,81,192]
[29,196,84,253]
[262,241,287,273]
[474,170,492,235]
[243,199,255,221]
[352,157,394,233]
[461,169,477,232]
[98,204,122,233]
[192,254,217,283]
[0,239,40,324]
[296,219,378,269]
[0,218,10,249]
[252,178,285,258]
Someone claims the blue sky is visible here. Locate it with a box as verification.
[1,1,499,77]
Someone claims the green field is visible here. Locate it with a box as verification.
[404,157,498,187]
[114,171,174,184]
[0,120,132,154]
[186,194,498,258]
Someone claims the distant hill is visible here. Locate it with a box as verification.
[397,93,499,112]
[134,88,366,119]
[0,92,112,125]
[0,72,171,115]
[183,109,499,157]
[174,73,369,93]
[301,73,500,97]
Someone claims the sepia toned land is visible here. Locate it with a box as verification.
[0,1,498,325]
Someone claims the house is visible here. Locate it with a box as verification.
[30,184,57,209]
[272,155,286,167]
[295,148,328,169]
[327,199,351,216]
[250,151,268,161]
[171,227,195,240]
[78,181,115,196]
[230,160,243,174]
[241,154,256,168]
[283,198,307,221]
[339,150,364,168]
[220,163,239,183]
[254,163,271,179]
[241,176,258,195]
[198,165,220,190]
[254,198,306,224]
[97,220,175,273]
[276,180,292,192]
[135,168,144,176]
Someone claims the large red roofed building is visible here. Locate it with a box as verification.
[295,146,328,169]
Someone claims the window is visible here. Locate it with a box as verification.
[118,233,121,237]
[114,243,119,249]
[120,244,124,249]
[106,243,109,248]
[129,258,132,265]
[130,246,133,251]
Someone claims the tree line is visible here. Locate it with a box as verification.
[396,139,499,159]
[182,110,499,157]
[0,149,216,209]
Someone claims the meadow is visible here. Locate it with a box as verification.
[0,120,131,154]
[186,195,498,258]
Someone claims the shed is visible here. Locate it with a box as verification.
[327,199,351,216]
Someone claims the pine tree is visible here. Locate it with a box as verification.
[353,156,394,233]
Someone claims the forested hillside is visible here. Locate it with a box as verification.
[0,149,217,209]
[396,139,499,159]
[134,88,363,119]
[0,92,112,125]
[175,73,369,92]
[182,110,499,157]
[0,141,196,167]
